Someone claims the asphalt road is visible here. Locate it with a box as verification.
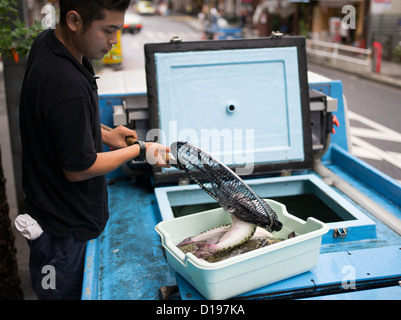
[121,14,201,71]
[308,63,401,182]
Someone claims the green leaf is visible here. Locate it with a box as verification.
[0,0,43,57]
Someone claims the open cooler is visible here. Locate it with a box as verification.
[142,36,400,299]
[145,37,313,184]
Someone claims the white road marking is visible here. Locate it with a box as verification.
[351,135,401,169]
[350,127,401,143]
[351,145,382,160]
[348,110,401,182]
[348,111,401,140]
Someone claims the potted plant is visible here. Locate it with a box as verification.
[0,0,42,213]
[0,0,42,63]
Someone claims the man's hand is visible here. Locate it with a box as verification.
[145,143,171,168]
[102,125,138,149]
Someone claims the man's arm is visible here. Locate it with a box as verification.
[64,126,170,182]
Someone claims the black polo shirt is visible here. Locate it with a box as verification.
[19,29,108,241]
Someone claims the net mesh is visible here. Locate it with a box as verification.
[171,142,282,232]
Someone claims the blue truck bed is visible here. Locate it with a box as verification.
[82,57,401,300]
[82,145,401,299]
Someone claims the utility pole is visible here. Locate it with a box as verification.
[363,0,371,49]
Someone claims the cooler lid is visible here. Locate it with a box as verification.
[145,37,312,183]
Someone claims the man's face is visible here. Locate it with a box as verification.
[75,10,125,60]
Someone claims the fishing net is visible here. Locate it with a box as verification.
[171,142,283,232]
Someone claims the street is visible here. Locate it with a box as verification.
[117,14,401,182]
[308,63,401,182]
[121,14,201,70]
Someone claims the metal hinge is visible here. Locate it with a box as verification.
[280,170,291,177]
[178,178,190,186]
[170,35,182,43]
[271,31,283,39]
[333,228,348,239]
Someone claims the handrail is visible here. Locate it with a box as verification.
[306,39,372,72]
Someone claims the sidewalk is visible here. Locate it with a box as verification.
[358,59,401,89]
[1,23,401,299]
[307,53,401,90]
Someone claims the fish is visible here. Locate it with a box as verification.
[177,214,257,254]
[218,186,283,232]
[208,215,257,252]
[177,222,289,263]
[171,141,283,258]
[170,141,283,234]
[206,237,283,263]
[177,224,232,247]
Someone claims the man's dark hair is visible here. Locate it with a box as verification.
[59,0,131,30]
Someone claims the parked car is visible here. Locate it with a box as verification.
[123,13,143,34]
[134,1,156,15]
[203,17,242,40]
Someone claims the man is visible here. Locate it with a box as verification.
[18,0,169,299]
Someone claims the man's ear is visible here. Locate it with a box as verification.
[65,10,82,32]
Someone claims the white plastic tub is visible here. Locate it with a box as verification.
[155,199,329,300]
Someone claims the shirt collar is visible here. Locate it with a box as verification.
[47,29,98,90]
